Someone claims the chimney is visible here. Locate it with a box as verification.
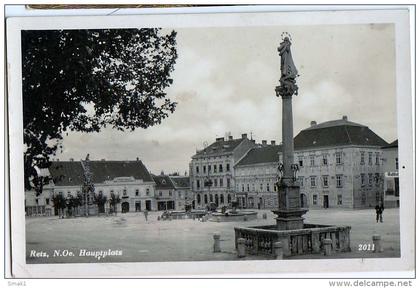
[136,157,139,161]
[216,137,224,142]
[310,121,317,127]
[241,133,248,139]
[101,158,106,161]
[251,139,256,144]
[342,115,348,121]
[228,135,233,140]
[69,158,74,161]
[262,140,267,146]
[271,140,276,146]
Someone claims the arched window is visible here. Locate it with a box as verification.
[197,194,201,204]
[204,194,208,204]
[220,194,224,204]
[210,194,213,203]
[227,194,231,203]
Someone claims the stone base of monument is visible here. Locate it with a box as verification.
[234,224,351,258]
[272,208,308,230]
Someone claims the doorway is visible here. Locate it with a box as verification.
[145,200,151,211]
[135,201,141,212]
[121,202,130,213]
[323,195,329,209]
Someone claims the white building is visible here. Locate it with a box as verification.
[169,175,192,211]
[190,134,257,209]
[381,140,399,208]
[235,142,280,209]
[153,174,177,211]
[294,116,388,209]
[25,159,156,216]
[234,116,389,210]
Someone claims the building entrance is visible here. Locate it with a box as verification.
[145,200,151,211]
[122,202,130,213]
[323,195,329,209]
[135,202,141,212]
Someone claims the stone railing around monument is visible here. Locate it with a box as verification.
[234,224,351,257]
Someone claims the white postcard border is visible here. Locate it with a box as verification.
[6,7,414,278]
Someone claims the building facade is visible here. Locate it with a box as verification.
[235,142,280,209]
[169,175,192,211]
[233,117,389,210]
[190,134,257,209]
[293,116,388,209]
[26,159,157,216]
[382,140,399,208]
[153,174,176,211]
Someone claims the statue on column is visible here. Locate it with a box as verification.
[276,35,299,97]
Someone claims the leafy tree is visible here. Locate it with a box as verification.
[22,29,178,193]
[52,193,66,218]
[109,192,121,215]
[93,192,107,214]
[72,192,83,216]
[65,194,74,217]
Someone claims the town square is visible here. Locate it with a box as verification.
[26,208,400,263]
[20,22,401,263]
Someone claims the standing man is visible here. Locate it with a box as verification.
[375,204,381,223]
[143,209,149,222]
[379,203,385,223]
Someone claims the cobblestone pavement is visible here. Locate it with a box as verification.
[25,208,400,263]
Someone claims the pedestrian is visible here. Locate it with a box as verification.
[379,203,384,223]
[375,204,380,223]
[143,210,148,222]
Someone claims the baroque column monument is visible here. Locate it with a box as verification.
[273,35,308,230]
[234,35,350,257]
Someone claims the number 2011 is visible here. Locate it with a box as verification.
[358,244,375,251]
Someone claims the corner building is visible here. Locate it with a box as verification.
[294,116,388,209]
[190,134,257,209]
[234,117,389,210]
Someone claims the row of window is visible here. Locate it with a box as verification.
[195,163,231,175]
[297,175,344,188]
[297,151,381,167]
[196,193,232,205]
[237,182,278,193]
[312,194,342,205]
[360,173,381,186]
[156,191,184,198]
[298,152,343,167]
[360,152,381,165]
[196,178,231,189]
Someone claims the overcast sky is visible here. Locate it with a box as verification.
[57,23,397,175]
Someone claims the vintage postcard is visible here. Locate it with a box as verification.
[6,6,414,278]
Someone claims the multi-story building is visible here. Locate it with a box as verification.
[233,116,389,210]
[153,174,176,211]
[169,175,192,210]
[294,116,388,209]
[235,142,281,209]
[25,159,157,216]
[190,134,257,209]
[382,140,399,208]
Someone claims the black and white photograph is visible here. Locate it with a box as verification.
[5,5,414,279]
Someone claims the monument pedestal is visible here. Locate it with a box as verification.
[272,184,308,230]
[272,208,308,230]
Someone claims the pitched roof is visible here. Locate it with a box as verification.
[382,139,398,149]
[152,175,175,189]
[236,145,282,166]
[169,176,191,189]
[294,119,388,150]
[193,138,244,157]
[48,160,153,186]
